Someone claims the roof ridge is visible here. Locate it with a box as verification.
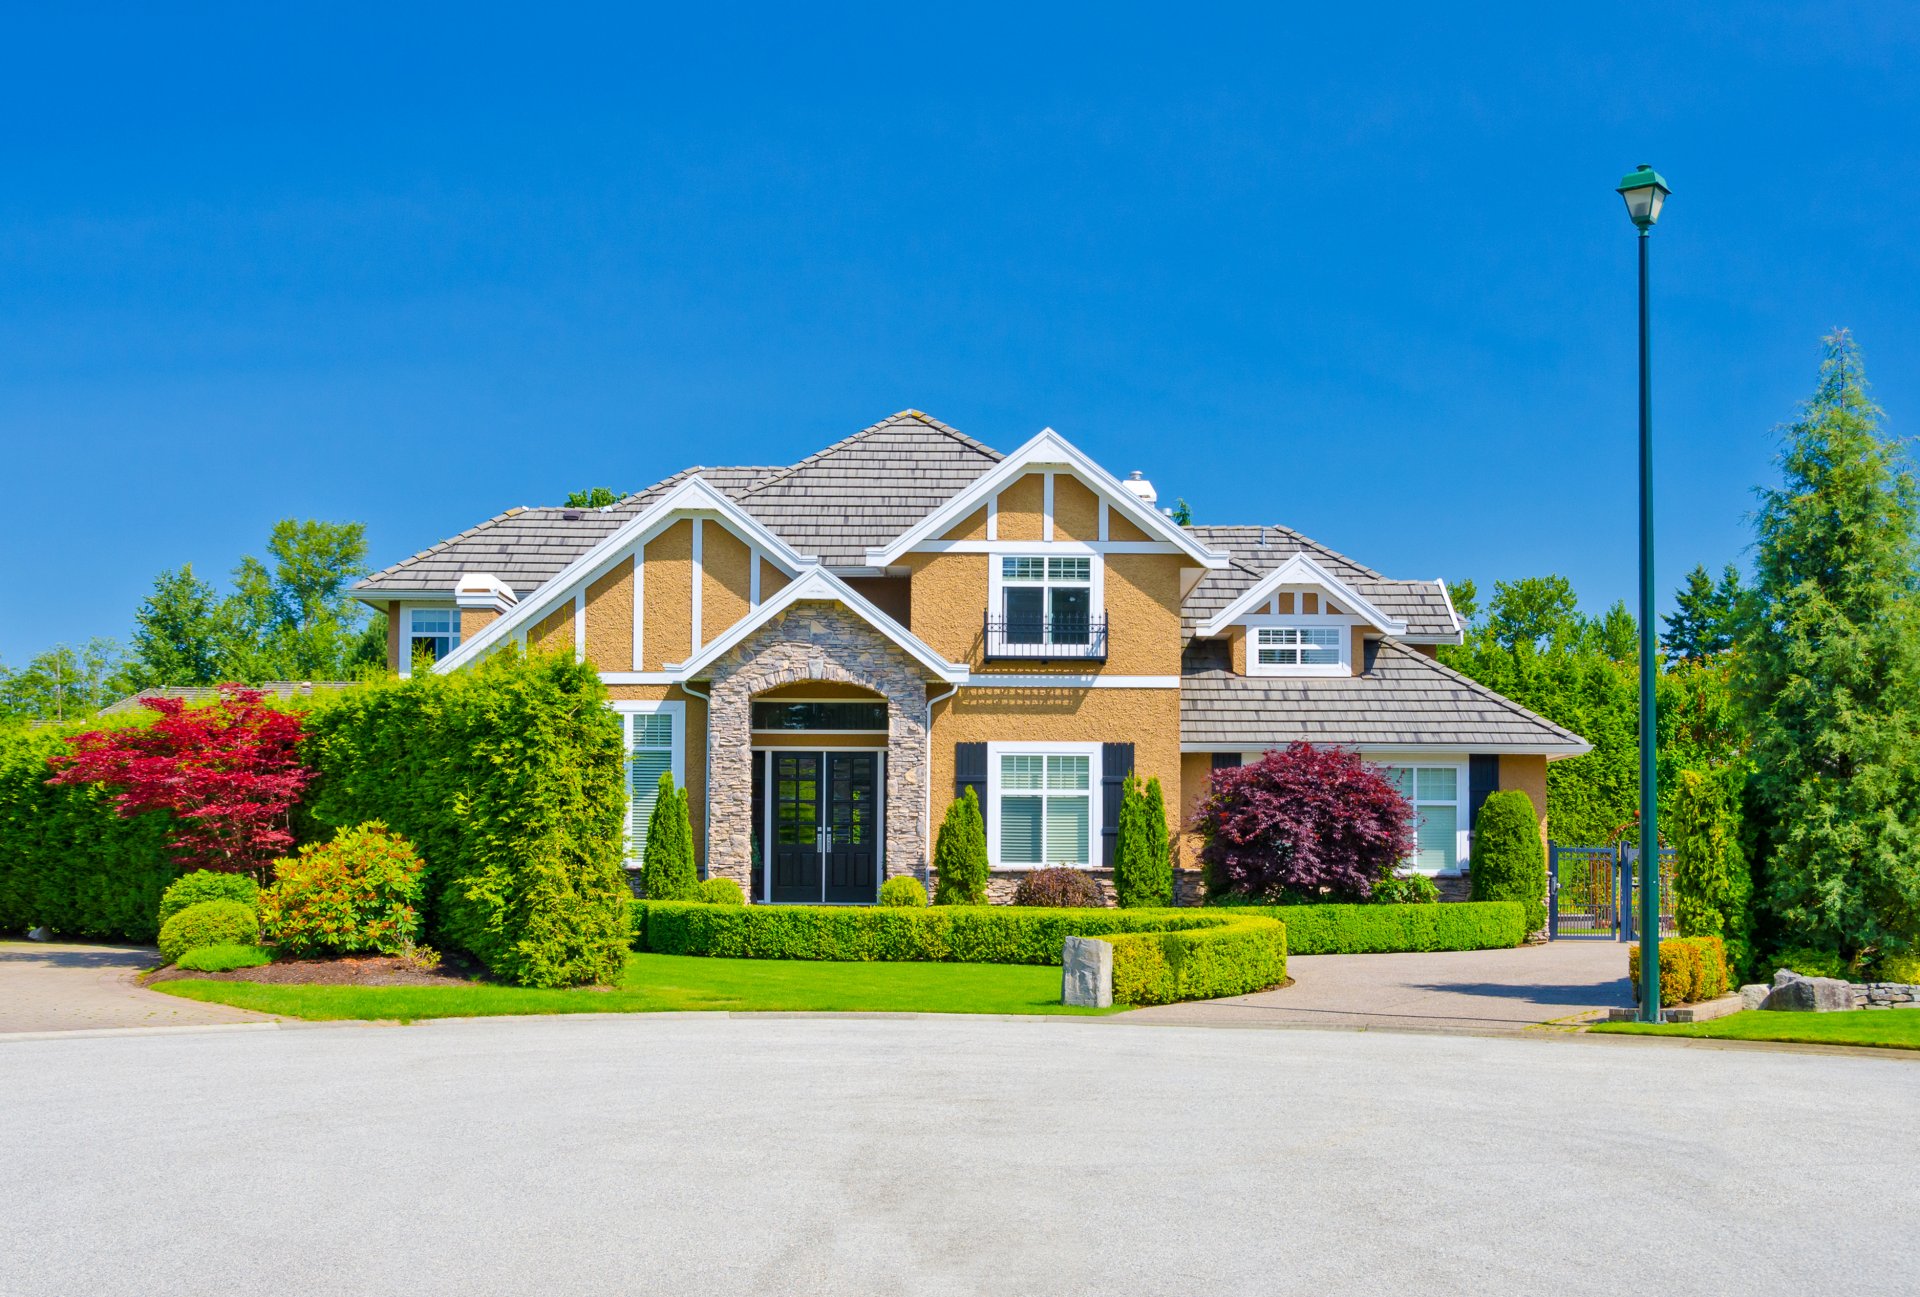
[742,410,1001,497]
[1374,640,1586,743]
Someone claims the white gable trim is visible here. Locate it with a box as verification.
[864,427,1228,569]
[1196,552,1407,638]
[432,475,815,674]
[668,568,968,684]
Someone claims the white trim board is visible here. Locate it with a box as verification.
[962,674,1180,689]
[1196,551,1407,638]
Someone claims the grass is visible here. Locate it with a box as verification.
[151,951,1118,1022]
[173,943,273,973]
[1593,1008,1920,1050]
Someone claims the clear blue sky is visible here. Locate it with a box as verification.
[4,4,1916,664]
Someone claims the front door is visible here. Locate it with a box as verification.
[767,751,882,904]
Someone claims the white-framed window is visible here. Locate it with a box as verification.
[986,742,1100,869]
[1379,762,1466,875]
[403,606,461,675]
[614,701,685,865]
[995,555,1096,648]
[1244,619,1349,677]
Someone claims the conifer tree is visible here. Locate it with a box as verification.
[641,772,699,900]
[1737,331,1920,968]
[1663,564,1745,661]
[932,787,989,904]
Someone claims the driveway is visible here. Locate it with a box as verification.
[1126,939,1634,1031]
[0,941,274,1034]
[2,1014,1913,1296]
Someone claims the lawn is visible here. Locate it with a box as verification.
[151,951,1117,1022]
[1593,1008,1920,1050]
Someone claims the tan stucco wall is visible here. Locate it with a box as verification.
[584,562,633,672]
[1107,511,1150,543]
[995,472,1045,541]
[844,576,912,626]
[1053,476,1100,542]
[1351,626,1368,676]
[529,601,572,655]
[760,558,788,602]
[606,683,709,866]
[642,520,693,670]
[1177,751,1216,872]
[943,506,987,542]
[1498,753,1551,851]
[1102,553,1183,675]
[385,601,402,673]
[701,524,753,649]
[905,551,989,663]
[462,607,498,641]
[1411,643,1440,659]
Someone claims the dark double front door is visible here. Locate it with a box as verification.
[769,751,881,904]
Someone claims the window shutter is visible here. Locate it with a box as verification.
[1467,754,1500,863]
[1100,742,1133,868]
[954,742,987,808]
[1210,752,1242,771]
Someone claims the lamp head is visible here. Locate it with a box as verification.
[1616,164,1671,229]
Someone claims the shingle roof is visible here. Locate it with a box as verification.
[1181,525,1459,640]
[1179,638,1587,753]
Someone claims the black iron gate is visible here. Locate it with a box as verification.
[1547,844,1676,941]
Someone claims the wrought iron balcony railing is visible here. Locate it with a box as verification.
[983,612,1109,661]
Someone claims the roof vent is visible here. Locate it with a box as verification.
[1121,470,1157,507]
[561,509,583,521]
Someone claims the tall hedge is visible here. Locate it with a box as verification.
[641,772,698,900]
[932,787,988,905]
[1469,790,1547,934]
[1113,773,1173,908]
[301,650,629,987]
[0,719,177,942]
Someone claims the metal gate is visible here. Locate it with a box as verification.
[1548,844,1676,941]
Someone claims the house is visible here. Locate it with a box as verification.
[353,411,1588,904]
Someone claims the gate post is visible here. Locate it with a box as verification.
[1547,844,1559,940]
[1618,843,1633,942]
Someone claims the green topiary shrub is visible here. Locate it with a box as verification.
[159,870,261,928]
[174,943,272,972]
[1371,873,1439,905]
[1630,935,1730,1007]
[696,876,745,905]
[1112,773,1173,908]
[1469,790,1547,933]
[158,899,259,963]
[932,787,988,905]
[1014,867,1104,907]
[642,773,699,901]
[878,876,927,907]
[259,822,425,958]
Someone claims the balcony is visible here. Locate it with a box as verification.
[983,612,1109,662]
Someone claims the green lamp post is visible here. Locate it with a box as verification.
[1617,163,1670,1022]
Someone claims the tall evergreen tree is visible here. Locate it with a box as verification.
[1737,331,1920,968]
[1663,563,1745,660]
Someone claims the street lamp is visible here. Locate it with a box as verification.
[1617,163,1670,1022]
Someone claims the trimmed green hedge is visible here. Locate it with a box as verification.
[158,899,259,963]
[1101,917,1288,1006]
[1258,901,1528,955]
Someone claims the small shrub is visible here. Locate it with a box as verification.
[1371,873,1439,905]
[158,900,259,963]
[159,870,261,927]
[1013,868,1104,908]
[259,822,425,958]
[932,788,988,904]
[1469,791,1547,933]
[1875,952,1920,983]
[1103,917,1288,1006]
[878,876,927,907]
[1629,935,1730,1007]
[696,876,745,905]
[641,773,699,901]
[174,943,272,972]
[1770,946,1850,980]
[1112,773,1173,908]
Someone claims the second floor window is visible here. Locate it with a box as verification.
[1001,556,1091,645]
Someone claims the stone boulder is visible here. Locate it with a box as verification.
[1061,936,1113,1009]
[1739,983,1771,1011]
[1762,969,1855,1012]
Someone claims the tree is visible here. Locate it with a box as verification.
[1197,743,1415,902]
[1483,575,1581,653]
[640,772,698,900]
[1669,766,1752,978]
[932,787,989,904]
[1171,498,1193,526]
[128,564,223,688]
[210,519,373,681]
[1469,790,1547,933]
[47,686,311,879]
[1663,564,1745,661]
[565,487,622,509]
[0,639,134,724]
[1737,330,1920,968]
[1112,773,1172,908]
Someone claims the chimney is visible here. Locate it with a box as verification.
[1121,470,1158,508]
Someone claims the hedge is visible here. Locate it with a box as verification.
[301,651,630,987]
[158,899,259,964]
[1630,935,1731,1007]
[1258,901,1528,955]
[1100,917,1288,1006]
[0,720,177,942]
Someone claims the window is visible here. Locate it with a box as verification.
[406,607,460,670]
[994,750,1092,867]
[1000,555,1092,646]
[750,701,889,731]
[1253,625,1343,671]
[619,704,684,864]
[1381,763,1464,874]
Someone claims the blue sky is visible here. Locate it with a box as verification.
[3,4,1916,664]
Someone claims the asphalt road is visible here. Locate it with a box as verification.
[3,1014,1912,1296]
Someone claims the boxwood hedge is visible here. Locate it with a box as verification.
[1100,917,1288,1006]
[1260,901,1527,955]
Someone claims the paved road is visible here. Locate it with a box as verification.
[0,941,273,1034]
[1131,940,1636,1031]
[3,1014,1912,1296]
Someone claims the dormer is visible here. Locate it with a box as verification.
[1193,552,1407,678]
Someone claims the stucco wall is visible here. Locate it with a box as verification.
[584,562,633,671]
[943,506,987,542]
[529,602,572,655]
[995,472,1045,541]
[844,576,912,625]
[701,524,753,648]
[1053,476,1100,542]
[642,520,693,670]
[385,601,402,673]
[1499,753,1551,850]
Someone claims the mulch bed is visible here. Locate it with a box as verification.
[150,952,482,988]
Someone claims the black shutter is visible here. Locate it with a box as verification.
[1211,752,1243,771]
[1100,742,1134,868]
[954,742,987,809]
[1467,754,1500,862]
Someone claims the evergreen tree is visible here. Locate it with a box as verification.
[1111,773,1173,908]
[932,787,989,904]
[128,564,223,688]
[1737,331,1920,967]
[1663,563,1745,660]
[1469,790,1547,933]
[641,772,699,900]
[1670,766,1753,977]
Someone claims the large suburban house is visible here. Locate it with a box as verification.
[353,411,1588,904]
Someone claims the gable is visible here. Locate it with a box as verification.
[1194,552,1407,638]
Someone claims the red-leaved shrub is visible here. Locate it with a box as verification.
[260,821,424,957]
[1197,743,1416,903]
[1013,867,1105,908]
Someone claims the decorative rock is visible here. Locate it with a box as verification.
[27,926,50,942]
[1061,936,1113,1008]
[1762,970,1855,1012]
[1740,983,1771,1011]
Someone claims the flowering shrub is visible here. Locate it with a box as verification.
[1197,743,1416,903]
[259,822,424,957]
[158,899,260,963]
[1013,867,1104,908]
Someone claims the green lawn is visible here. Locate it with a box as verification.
[151,952,1117,1022]
[1593,1008,1920,1050]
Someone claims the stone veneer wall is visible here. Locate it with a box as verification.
[703,601,933,900]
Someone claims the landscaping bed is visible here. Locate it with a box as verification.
[150,952,475,989]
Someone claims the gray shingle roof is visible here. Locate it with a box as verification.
[1179,638,1587,753]
[1181,525,1460,641]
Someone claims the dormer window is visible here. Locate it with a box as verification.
[986,556,1106,659]
[1247,623,1349,676]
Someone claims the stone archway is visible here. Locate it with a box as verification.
[703,600,933,900]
